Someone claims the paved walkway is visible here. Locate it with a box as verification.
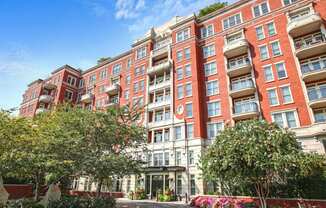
[116,198,191,208]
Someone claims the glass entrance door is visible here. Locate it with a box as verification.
[152,175,164,198]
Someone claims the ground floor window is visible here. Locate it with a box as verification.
[190,174,196,195]
[126,178,131,193]
[177,175,182,195]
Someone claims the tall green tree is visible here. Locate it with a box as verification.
[200,120,325,208]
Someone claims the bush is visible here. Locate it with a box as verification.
[6,199,44,208]
[48,196,116,208]
[134,188,146,200]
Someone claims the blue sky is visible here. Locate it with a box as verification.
[0,0,235,110]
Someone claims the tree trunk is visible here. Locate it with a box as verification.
[96,179,103,198]
[34,173,41,201]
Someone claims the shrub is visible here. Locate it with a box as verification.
[48,195,116,208]
[6,199,44,208]
[134,188,146,200]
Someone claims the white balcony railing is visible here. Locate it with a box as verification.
[81,93,93,103]
[147,98,171,109]
[287,11,322,37]
[234,101,258,115]
[39,95,53,103]
[231,79,254,91]
[294,32,326,51]
[147,60,172,75]
[104,83,120,95]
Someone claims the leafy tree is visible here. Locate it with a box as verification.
[198,2,227,18]
[200,120,325,208]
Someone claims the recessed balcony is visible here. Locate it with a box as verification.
[232,102,259,120]
[148,119,172,129]
[301,58,326,82]
[229,79,255,98]
[147,98,171,110]
[39,95,53,103]
[294,33,326,59]
[81,93,93,103]
[43,82,56,90]
[147,60,172,75]
[152,45,169,60]
[223,39,249,58]
[149,79,171,92]
[227,57,252,77]
[308,87,326,108]
[104,84,120,95]
[287,13,322,38]
[35,108,49,114]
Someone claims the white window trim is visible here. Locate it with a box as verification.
[185,102,193,118]
[176,50,183,62]
[177,84,184,100]
[252,1,270,18]
[184,63,192,78]
[259,44,270,60]
[263,64,274,83]
[255,25,265,40]
[266,21,277,36]
[270,40,283,57]
[204,61,217,77]
[271,109,300,128]
[176,27,191,43]
[279,84,294,104]
[206,121,224,139]
[202,43,216,58]
[274,61,288,80]
[222,12,243,31]
[185,82,193,97]
[207,99,222,118]
[267,87,280,106]
[176,67,183,80]
[200,24,214,39]
[206,79,219,96]
[184,47,191,60]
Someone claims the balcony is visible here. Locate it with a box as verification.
[147,98,171,110]
[301,57,326,82]
[227,57,252,77]
[147,60,172,75]
[152,45,169,59]
[149,79,171,92]
[104,98,119,108]
[232,102,259,120]
[39,94,53,103]
[287,13,322,38]
[104,84,120,95]
[81,93,93,103]
[308,86,326,108]
[43,82,56,90]
[223,39,249,58]
[35,108,49,114]
[229,79,255,98]
[148,119,172,129]
[294,33,326,59]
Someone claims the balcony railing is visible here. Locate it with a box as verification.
[228,57,250,70]
[39,94,53,103]
[308,86,326,102]
[148,98,171,109]
[231,79,254,91]
[301,57,326,75]
[81,93,93,103]
[223,38,249,58]
[294,33,325,50]
[147,60,172,75]
[287,10,322,37]
[152,45,169,57]
[234,102,258,114]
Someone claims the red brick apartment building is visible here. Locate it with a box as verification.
[20,0,326,197]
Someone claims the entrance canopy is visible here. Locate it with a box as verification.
[142,166,186,173]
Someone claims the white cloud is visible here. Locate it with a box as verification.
[115,0,146,19]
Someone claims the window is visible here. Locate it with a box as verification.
[264,65,274,82]
[127,58,132,69]
[175,151,182,165]
[206,80,219,96]
[275,62,287,79]
[164,152,169,166]
[64,90,73,101]
[185,83,192,97]
[186,103,193,118]
[176,67,183,80]
[256,26,265,40]
[267,88,279,106]
[112,64,121,75]
[202,44,215,58]
[140,80,145,91]
[314,109,326,123]
[207,122,224,138]
[136,46,146,60]
[272,111,298,128]
[176,175,182,195]
[67,76,77,86]
[259,45,269,60]
[190,175,196,195]
[186,124,194,138]
[89,74,96,85]
[153,153,163,166]
[223,13,242,30]
[125,75,131,86]
[135,65,145,76]
[100,69,107,79]
[283,0,297,5]
[207,101,221,117]
[267,22,276,36]
[177,51,183,61]
[154,130,163,143]
[79,80,84,88]
[176,28,190,43]
[124,90,130,100]
[99,85,105,94]
[201,25,214,38]
[185,64,192,77]
[175,126,182,140]
[133,82,139,93]
[184,48,191,60]
[177,85,184,99]
[253,2,269,17]
[271,41,282,56]
[164,129,170,141]
[280,86,293,104]
[204,62,217,76]
[188,150,195,165]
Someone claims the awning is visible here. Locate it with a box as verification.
[142,166,186,173]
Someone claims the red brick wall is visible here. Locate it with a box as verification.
[4,184,33,199]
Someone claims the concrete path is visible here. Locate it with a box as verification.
[116,198,191,208]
